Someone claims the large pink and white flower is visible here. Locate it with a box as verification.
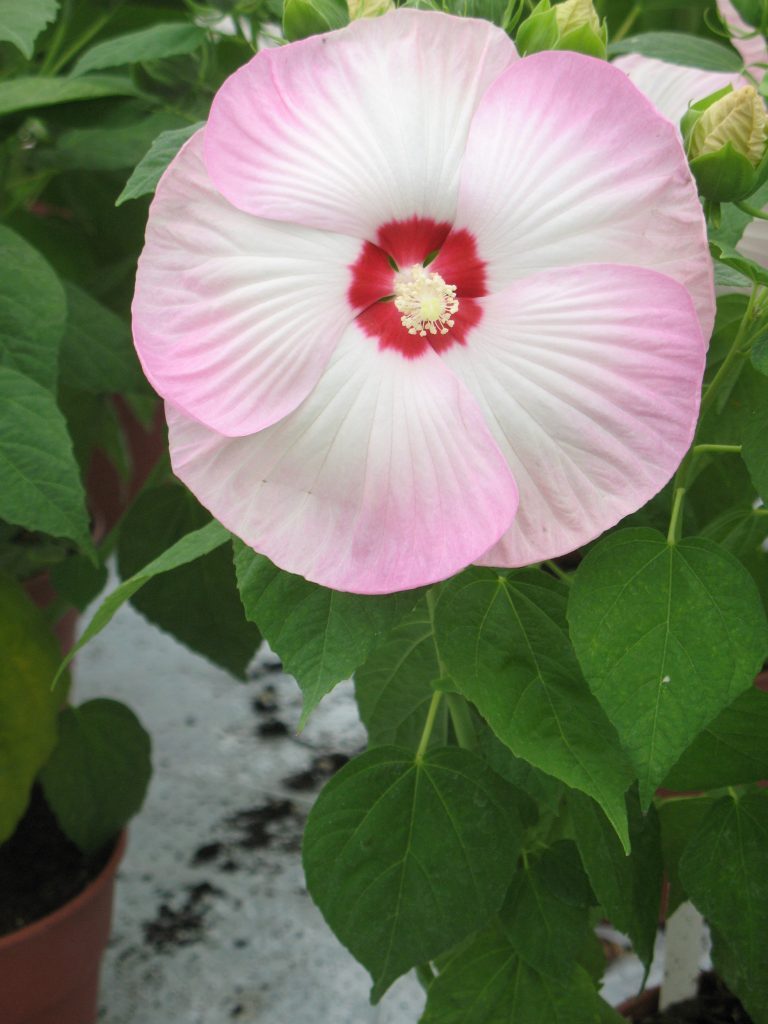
[133,10,712,594]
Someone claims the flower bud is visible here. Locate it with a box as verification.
[553,0,601,35]
[690,85,767,165]
[683,84,768,202]
[516,0,606,59]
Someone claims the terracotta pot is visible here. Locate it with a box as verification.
[0,832,126,1024]
[617,986,659,1020]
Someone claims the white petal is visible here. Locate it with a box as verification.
[439,265,706,566]
[453,51,714,337]
[133,131,361,437]
[204,10,516,237]
[167,325,518,594]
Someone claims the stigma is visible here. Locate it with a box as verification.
[393,264,459,337]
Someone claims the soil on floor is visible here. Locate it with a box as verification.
[636,974,753,1024]
[0,786,112,936]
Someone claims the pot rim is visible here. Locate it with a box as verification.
[0,830,127,951]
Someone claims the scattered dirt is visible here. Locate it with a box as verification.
[188,798,304,876]
[0,786,113,936]
[227,799,296,849]
[247,658,283,683]
[252,686,278,714]
[143,881,222,952]
[191,841,224,865]
[257,718,289,738]
[634,975,753,1024]
[283,752,349,792]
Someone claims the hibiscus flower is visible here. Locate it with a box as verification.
[133,10,711,594]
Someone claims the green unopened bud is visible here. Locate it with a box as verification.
[683,84,768,202]
[516,0,606,59]
[348,0,392,19]
[690,85,767,165]
[553,0,600,34]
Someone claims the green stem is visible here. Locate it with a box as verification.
[692,443,743,455]
[445,693,476,751]
[39,0,72,74]
[612,3,641,42]
[426,586,448,678]
[699,286,760,423]
[667,487,686,546]
[736,201,768,221]
[416,691,443,762]
[544,559,573,585]
[43,5,120,75]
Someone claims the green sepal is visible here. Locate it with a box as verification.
[558,21,607,58]
[515,1,559,54]
[690,144,759,203]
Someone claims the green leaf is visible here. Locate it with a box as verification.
[49,552,108,612]
[0,574,64,843]
[568,528,768,807]
[608,32,743,71]
[59,282,143,394]
[71,23,208,76]
[49,111,188,173]
[234,543,418,724]
[421,925,623,1024]
[54,519,230,684]
[0,365,91,550]
[283,0,348,41]
[0,75,139,117]
[657,795,716,915]
[303,745,522,1001]
[727,0,763,28]
[39,698,151,854]
[688,449,755,528]
[476,725,564,820]
[118,486,261,678]
[434,568,633,849]
[680,792,768,1024]
[501,845,592,979]
[714,260,751,290]
[0,225,66,391]
[663,685,768,791]
[116,122,203,205]
[709,238,768,289]
[742,399,768,502]
[355,600,448,750]
[699,506,768,610]
[752,333,768,376]
[569,790,663,969]
[0,0,58,58]
[700,363,767,450]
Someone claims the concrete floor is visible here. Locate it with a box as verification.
[73,584,657,1023]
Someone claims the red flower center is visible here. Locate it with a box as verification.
[348,216,486,358]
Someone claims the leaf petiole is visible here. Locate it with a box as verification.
[416,691,443,762]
